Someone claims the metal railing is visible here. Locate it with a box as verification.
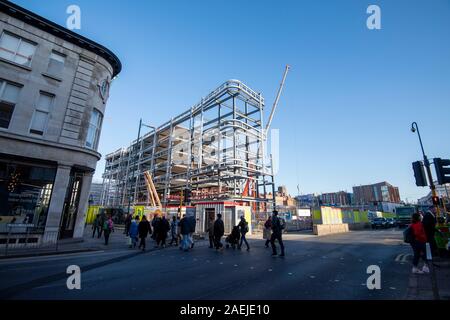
[1,224,59,257]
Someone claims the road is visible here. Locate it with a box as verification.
[0,229,413,300]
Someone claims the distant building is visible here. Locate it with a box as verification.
[319,191,352,206]
[418,182,450,206]
[353,182,401,205]
[295,194,317,207]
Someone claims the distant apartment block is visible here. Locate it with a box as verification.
[352,182,401,205]
[320,191,352,206]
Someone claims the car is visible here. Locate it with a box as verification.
[371,218,389,229]
[386,218,397,228]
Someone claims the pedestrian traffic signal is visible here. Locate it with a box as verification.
[434,158,450,185]
[412,161,427,187]
[432,196,440,206]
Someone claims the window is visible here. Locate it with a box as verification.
[46,51,65,76]
[0,80,21,129]
[0,32,37,67]
[30,92,54,135]
[85,109,102,149]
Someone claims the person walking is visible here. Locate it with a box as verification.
[151,212,162,243]
[124,214,132,236]
[103,215,114,246]
[270,210,285,257]
[138,215,152,251]
[207,220,214,249]
[422,208,437,255]
[169,216,179,246]
[98,214,105,238]
[92,214,101,238]
[409,212,430,274]
[237,216,250,251]
[158,216,170,248]
[128,215,139,248]
[213,214,225,250]
[179,214,191,252]
[263,216,272,248]
[189,217,197,249]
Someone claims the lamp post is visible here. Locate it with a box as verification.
[411,122,440,217]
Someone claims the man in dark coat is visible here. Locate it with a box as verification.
[422,208,437,254]
[138,215,152,251]
[179,214,191,251]
[270,210,285,257]
[124,214,132,236]
[157,216,170,248]
[151,215,161,244]
[213,214,225,250]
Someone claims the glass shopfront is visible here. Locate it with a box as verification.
[0,156,56,233]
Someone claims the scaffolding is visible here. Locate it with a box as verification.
[100,79,276,210]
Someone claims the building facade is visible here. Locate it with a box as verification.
[0,1,121,242]
[352,181,401,205]
[319,191,352,206]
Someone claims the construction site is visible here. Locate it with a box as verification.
[100,67,289,234]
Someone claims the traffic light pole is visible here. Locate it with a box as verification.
[411,122,441,217]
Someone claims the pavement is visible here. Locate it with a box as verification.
[2,228,447,299]
[405,256,450,300]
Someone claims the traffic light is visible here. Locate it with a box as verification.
[432,196,440,206]
[412,161,427,187]
[434,158,450,185]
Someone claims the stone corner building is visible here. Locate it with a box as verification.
[0,0,121,243]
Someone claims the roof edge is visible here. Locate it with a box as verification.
[0,0,122,77]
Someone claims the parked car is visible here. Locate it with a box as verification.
[371,218,389,229]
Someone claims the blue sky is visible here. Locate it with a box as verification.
[12,0,450,201]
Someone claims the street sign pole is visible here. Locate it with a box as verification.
[411,122,441,218]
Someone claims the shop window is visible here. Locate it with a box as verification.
[0,159,56,233]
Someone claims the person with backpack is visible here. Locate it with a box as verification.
[103,215,114,246]
[169,215,179,246]
[138,215,152,251]
[263,216,272,248]
[407,213,430,274]
[213,214,225,250]
[270,210,285,257]
[237,216,250,251]
[128,216,139,248]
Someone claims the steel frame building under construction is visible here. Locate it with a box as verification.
[100,79,277,212]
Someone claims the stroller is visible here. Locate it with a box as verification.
[225,226,241,249]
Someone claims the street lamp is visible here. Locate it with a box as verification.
[411,122,440,217]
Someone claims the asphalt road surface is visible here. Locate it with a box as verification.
[0,229,413,300]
